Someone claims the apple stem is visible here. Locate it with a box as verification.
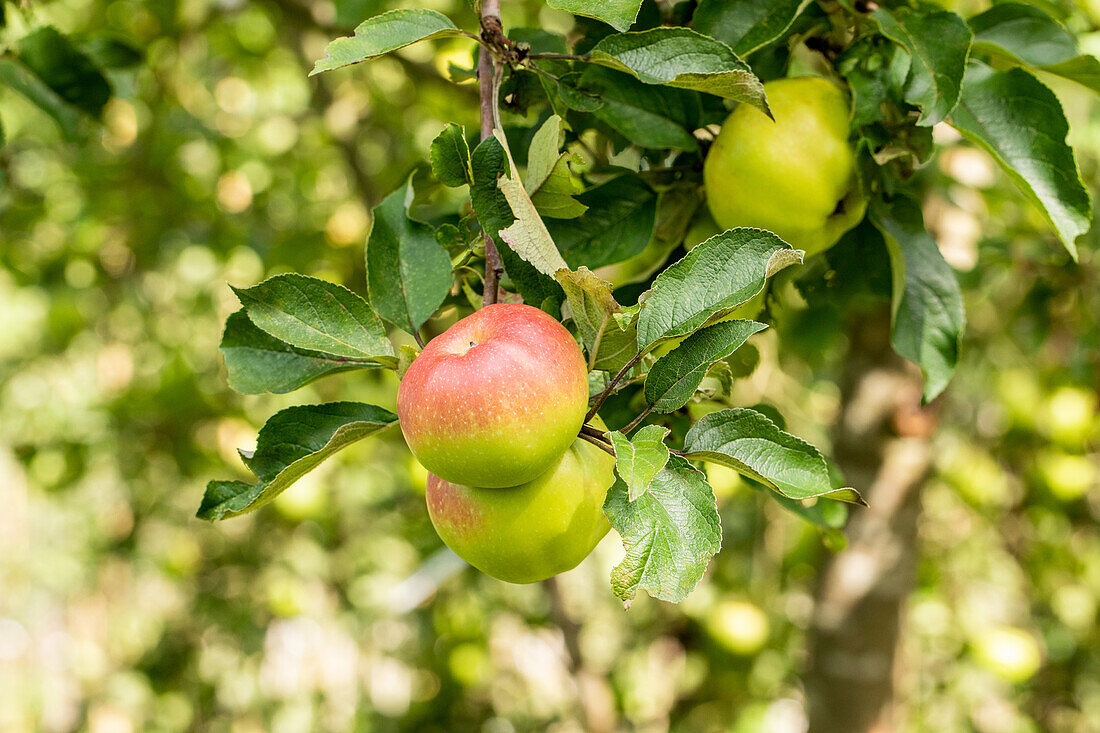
[477,0,504,307]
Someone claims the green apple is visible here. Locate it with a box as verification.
[971,626,1043,683]
[398,303,589,488]
[704,76,866,257]
[425,417,615,584]
[1039,386,1097,447]
[705,599,770,655]
[1036,449,1096,502]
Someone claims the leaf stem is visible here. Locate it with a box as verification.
[478,0,504,307]
[620,404,654,435]
[528,52,591,62]
[585,351,644,422]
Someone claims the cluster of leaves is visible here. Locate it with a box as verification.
[200,0,1094,605]
[0,3,140,153]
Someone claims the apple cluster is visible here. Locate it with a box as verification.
[397,304,615,584]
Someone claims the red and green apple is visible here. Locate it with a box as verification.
[425,416,616,583]
[398,303,590,488]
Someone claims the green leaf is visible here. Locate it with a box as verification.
[491,129,570,277]
[470,135,565,305]
[557,72,606,112]
[310,8,463,75]
[839,37,912,128]
[0,57,82,139]
[968,3,1100,95]
[756,485,848,549]
[869,195,964,403]
[556,267,639,371]
[603,456,722,604]
[608,425,671,501]
[525,115,587,219]
[683,408,864,504]
[577,66,700,151]
[697,360,734,402]
[636,228,800,352]
[644,319,767,412]
[948,63,1092,259]
[82,38,143,69]
[220,310,385,395]
[556,267,619,354]
[1041,55,1100,96]
[366,183,453,333]
[197,403,397,520]
[871,5,971,125]
[693,0,812,56]
[969,2,1077,68]
[587,28,768,111]
[547,174,659,269]
[546,0,644,33]
[18,26,111,118]
[232,273,395,360]
[429,123,473,187]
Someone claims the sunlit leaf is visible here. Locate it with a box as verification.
[636,228,800,352]
[310,9,463,75]
[608,425,671,501]
[232,274,395,360]
[683,408,864,504]
[603,456,722,604]
[644,320,767,412]
[197,403,398,520]
[948,63,1092,258]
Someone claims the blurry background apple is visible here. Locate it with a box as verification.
[704,76,865,258]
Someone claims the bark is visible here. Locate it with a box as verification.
[806,307,937,733]
[477,0,504,306]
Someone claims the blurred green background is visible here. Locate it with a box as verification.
[2,0,1100,731]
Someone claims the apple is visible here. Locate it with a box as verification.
[425,417,616,583]
[971,626,1043,683]
[398,303,589,488]
[705,599,770,655]
[1039,386,1097,447]
[704,76,866,258]
[1036,449,1096,502]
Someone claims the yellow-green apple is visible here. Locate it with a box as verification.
[425,417,615,583]
[704,76,866,258]
[971,626,1043,683]
[705,599,770,655]
[398,303,588,488]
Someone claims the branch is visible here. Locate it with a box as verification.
[580,423,611,442]
[619,405,654,435]
[478,0,504,306]
[585,352,644,422]
[579,432,617,457]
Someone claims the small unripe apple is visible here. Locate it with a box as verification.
[705,599,770,655]
[704,76,865,257]
[971,626,1043,683]
[426,417,616,583]
[398,303,589,488]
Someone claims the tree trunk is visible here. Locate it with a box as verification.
[806,308,936,733]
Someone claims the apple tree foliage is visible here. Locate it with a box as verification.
[0,6,142,167]
[196,0,1094,606]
